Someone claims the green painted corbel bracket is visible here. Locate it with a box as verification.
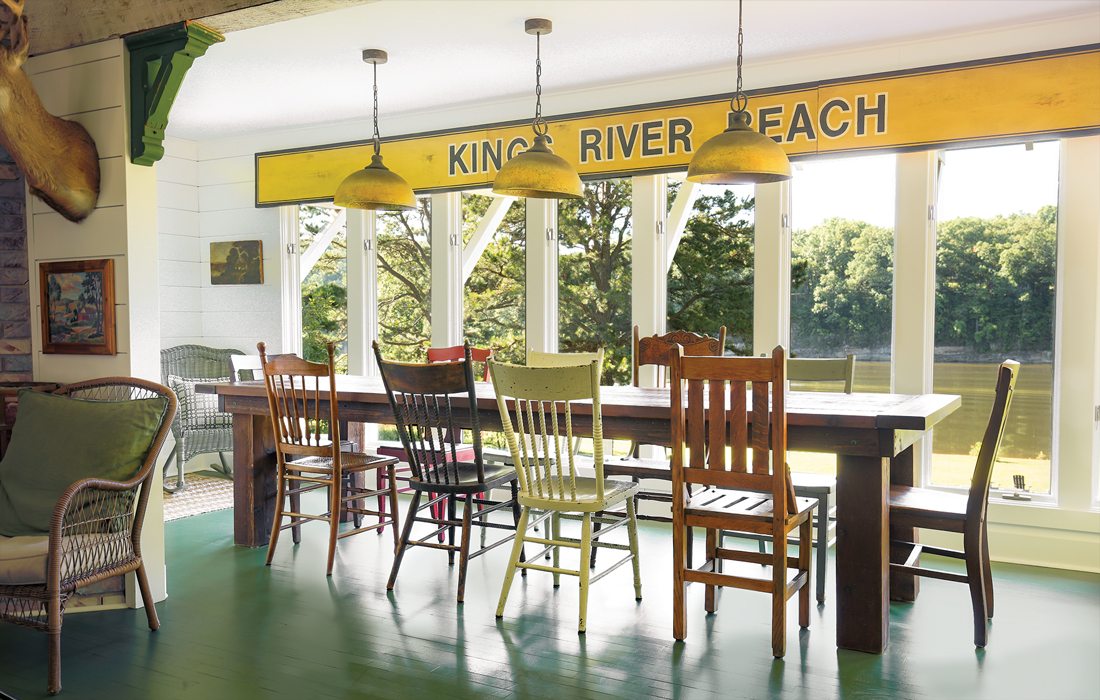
[125,21,224,166]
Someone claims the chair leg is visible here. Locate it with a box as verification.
[672,515,687,641]
[982,524,994,619]
[626,497,642,601]
[47,594,62,695]
[447,495,458,565]
[325,473,341,576]
[496,506,530,618]
[376,468,387,534]
[578,512,593,634]
[816,492,829,604]
[174,444,187,491]
[799,517,812,629]
[509,480,527,575]
[265,467,286,566]
[456,494,474,603]
[589,516,602,569]
[386,465,400,553]
[965,529,989,647]
[771,526,787,658]
[388,491,422,591]
[704,528,717,614]
[136,562,161,631]
[290,487,302,545]
[551,512,562,587]
[348,472,363,529]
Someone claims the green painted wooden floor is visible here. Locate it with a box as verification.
[1,501,1098,699]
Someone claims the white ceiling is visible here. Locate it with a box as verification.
[167,0,1100,141]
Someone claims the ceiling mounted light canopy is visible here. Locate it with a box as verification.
[687,0,791,185]
[492,18,583,200]
[334,49,416,211]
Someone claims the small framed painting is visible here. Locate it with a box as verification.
[210,240,264,285]
[39,258,116,355]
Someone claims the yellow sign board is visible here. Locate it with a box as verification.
[256,46,1100,206]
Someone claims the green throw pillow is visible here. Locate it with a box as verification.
[0,389,168,536]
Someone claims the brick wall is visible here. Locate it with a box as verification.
[0,147,31,382]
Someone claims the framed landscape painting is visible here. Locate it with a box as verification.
[39,259,116,355]
[210,240,264,285]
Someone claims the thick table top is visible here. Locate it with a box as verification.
[200,377,960,433]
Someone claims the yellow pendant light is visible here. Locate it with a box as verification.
[334,49,416,211]
[492,18,583,200]
[687,0,791,185]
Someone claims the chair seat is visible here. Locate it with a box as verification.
[287,452,397,474]
[0,534,47,585]
[407,461,518,494]
[889,485,968,528]
[376,441,477,464]
[686,488,817,526]
[520,476,640,512]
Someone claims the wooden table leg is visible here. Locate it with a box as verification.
[836,454,890,653]
[233,413,276,547]
[890,445,919,602]
[340,421,365,524]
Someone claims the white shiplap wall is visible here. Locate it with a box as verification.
[158,138,202,349]
[197,155,281,354]
[25,39,167,603]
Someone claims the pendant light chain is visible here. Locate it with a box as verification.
[371,60,382,156]
[533,30,548,136]
[731,0,748,114]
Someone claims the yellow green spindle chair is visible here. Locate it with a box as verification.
[490,353,643,633]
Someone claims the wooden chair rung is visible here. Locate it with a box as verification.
[716,547,800,569]
[518,561,581,577]
[524,536,582,549]
[589,553,638,584]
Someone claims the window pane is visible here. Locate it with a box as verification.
[559,179,632,385]
[667,176,754,355]
[299,204,348,371]
[463,194,525,363]
[377,197,431,362]
[932,141,1057,495]
[788,154,896,476]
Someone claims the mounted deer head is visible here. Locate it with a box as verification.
[0,0,100,222]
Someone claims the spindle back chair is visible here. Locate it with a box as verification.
[490,352,642,632]
[670,345,816,657]
[374,342,522,602]
[258,341,398,575]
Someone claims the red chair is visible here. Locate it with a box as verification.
[375,344,493,536]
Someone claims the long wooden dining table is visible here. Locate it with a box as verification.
[199,377,959,655]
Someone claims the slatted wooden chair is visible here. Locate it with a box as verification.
[889,360,1019,647]
[259,341,399,576]
[670,346,816,657]
[593,327,726,568]
[491,351,642,633]
[374,344,493,539]
[722,353,857,603]
[374,342,523,603]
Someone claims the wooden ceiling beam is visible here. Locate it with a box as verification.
[28,0,371,56]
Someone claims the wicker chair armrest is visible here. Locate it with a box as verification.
[47,476,146,589]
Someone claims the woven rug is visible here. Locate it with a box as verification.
[164,473,234,522]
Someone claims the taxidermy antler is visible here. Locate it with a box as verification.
[0,0,100,222]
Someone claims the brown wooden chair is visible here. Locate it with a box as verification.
[258,341,399,576]
[889,360,1019,647]
[723,353,857,603]
[374,344,493,539]
[595,326,725,567]
[0,377,176,695]
[374,341,523,603]
[670,346,817,657]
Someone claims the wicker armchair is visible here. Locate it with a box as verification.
[160,344,244,492]
[0,377,177,695]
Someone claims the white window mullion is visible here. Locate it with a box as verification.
[430,192,463,348]
[753,181,791,356]
[346,208,378,376]
[631,173,667,387]
[526,199,558,356]
[278,205,302,355]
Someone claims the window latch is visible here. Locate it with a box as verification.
[285,243,296,255]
